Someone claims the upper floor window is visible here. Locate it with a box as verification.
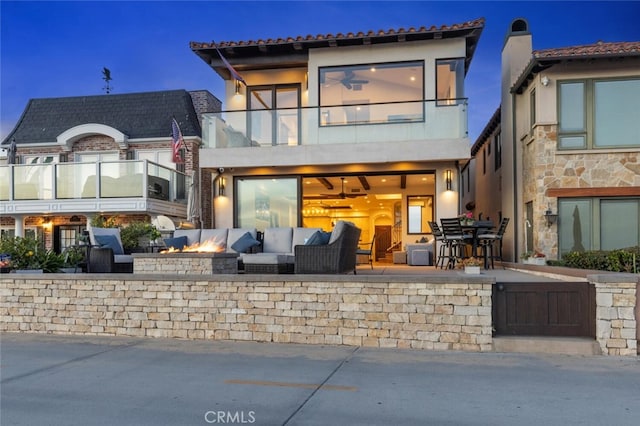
[494,131,502,171]
[436,58,464,106]
[319,61,424,126]
[529,88,536,134]
[558,78,640,149]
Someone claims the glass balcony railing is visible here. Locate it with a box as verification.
[0,160,190,202]
[201,98,468,149]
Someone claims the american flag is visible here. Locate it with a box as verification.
[171,117,185,164]
[214,43,246,85]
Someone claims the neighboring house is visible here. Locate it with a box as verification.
[0,89,221,253]
[478,18,640,262]
[464,107,501,223]
[190,19,485,257]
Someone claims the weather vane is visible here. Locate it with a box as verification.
[102,67,113,94]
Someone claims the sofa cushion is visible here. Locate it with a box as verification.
[164,236,188,250]
[305,230,331,245]
[173,229,202,246]
[292,227,321,249]
[231,232,261,253]
[227,228,258,253]
[263,227,293,253]
[328,220,355,244]
[113,254,134,264]
[95,234,124,255]
[200,229,228,250]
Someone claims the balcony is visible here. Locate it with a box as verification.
[0,160,190,218]
[202,99,468,148]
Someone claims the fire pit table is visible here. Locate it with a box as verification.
[132,252,239,275]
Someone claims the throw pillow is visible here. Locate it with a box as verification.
[95,234,124,255]
[230,232,261,253]
[305,230,331,245]
[163,236,188,250]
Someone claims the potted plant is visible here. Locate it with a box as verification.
[458,257,483,274]
[459,211,475,226]
[120,221,162,252]
[521,250,546,265]
[60,245,86,273]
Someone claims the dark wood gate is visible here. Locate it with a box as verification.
[374,225,391,261]
[493,282,595,337]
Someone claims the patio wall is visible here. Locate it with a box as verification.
[0,274,493,352]
[1,273,636,355]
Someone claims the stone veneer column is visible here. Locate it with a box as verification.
[590,274,638,356]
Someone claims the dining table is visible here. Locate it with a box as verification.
[460,220,495,262]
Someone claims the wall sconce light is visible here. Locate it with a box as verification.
[42,217,52,230]
[544,208,558,227]
[235,79,241,95]
[445,169,453,191]
[218,176,226,197]
[541,75,550,86]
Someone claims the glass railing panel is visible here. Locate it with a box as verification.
[0,166,10,200]
[99,161,144,198]
[201,99,468,148]
[56,162,99,199]
[12,163,54,200]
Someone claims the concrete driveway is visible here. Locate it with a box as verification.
[1,333,638,425]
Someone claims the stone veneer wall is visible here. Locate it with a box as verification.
[591,274,638,356]
[523,124,640,259]
[0,275,493,352]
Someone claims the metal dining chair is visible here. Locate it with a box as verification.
[428,221,448,269]
[356,234,376,269]
[439,218,473,269]
[477,218,510,269]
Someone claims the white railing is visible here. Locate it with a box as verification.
[0,160,190,203]
[201,99,468,149]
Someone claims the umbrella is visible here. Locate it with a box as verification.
[187,170,201,227]
[571,205,585,252]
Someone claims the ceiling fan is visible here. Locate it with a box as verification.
[304,177,367,200]
[340,70,369,90]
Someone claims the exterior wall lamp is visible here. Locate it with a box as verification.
[544,208,558,227]
[445,169,453,191]
[218,176,226,197]
[235,79,242,95]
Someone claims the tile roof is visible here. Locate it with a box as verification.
[533,41,640,59]
[191,19,485,78]
[196,18,486,49]
[512,40,640,94]
[2,90,203,146]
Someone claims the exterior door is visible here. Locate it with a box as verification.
[248,85,300,146]
[493,282,595,337]
[374,225,391,261]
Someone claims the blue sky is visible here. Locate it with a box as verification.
[1,1,639,143]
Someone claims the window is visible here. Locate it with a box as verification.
[558,197,640,254]
[407,195,434,234]
[558,78,640,149]
[319,61,424,125]
[248,85,300,146]
[494,131,502,171]
[482,148,486,175]
[436,58,464,106]
[236,177,298,232]
[529,88,536,134]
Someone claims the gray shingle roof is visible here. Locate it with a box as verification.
[2,90,202,146]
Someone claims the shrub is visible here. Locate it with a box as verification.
[0,236,64,272]
[120,222,162,250]
[561,246,640,273]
